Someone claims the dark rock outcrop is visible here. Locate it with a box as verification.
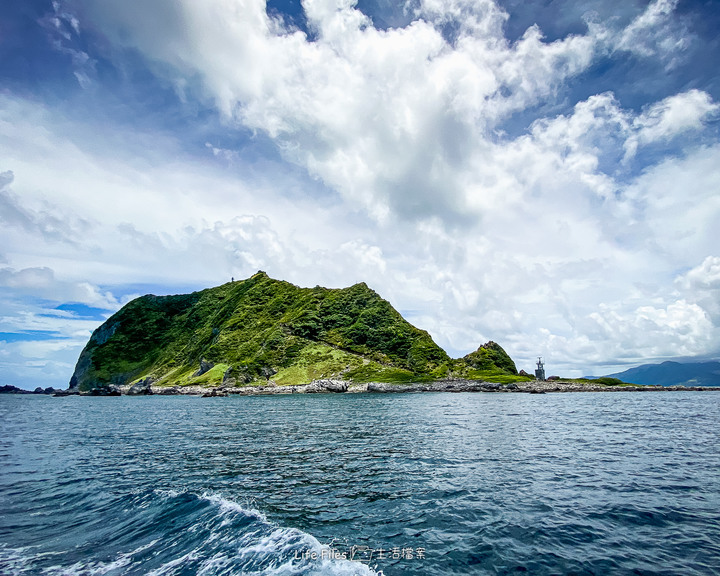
[201,389,228,397]
[0,385,30,394]
[69,321,118,390]
[305,379,349,393]
[260,366,277,380]
[155,386,181,395]
[367,380,511,393]
[127,377,154,395]
[193,359,214,377]
[53,389,80,396]
[87,385,122,396]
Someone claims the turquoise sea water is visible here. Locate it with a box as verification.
[1,392,720,575]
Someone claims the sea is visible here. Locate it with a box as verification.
[1,391,719,576]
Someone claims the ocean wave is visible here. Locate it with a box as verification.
[0,490,380,576]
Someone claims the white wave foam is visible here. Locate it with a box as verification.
[0,540,162,576]
[153,487,186,499]
[144,549,201,576]
[200,491,268,523]
[152,491,381,576]
[1,491,381,576]
[0,546,33,576]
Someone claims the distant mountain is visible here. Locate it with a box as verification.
[604,361,720,387]
[69,271,523,392]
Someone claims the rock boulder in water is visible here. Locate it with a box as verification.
[88,385,122,396]
[127,377,154,395]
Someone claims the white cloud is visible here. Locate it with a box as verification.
[40,1,96,88]
[680,256,720,291]
[0,337,85,389]
[676,256,720,327]
[616,0,690,62]
[0,300,105,389]
[0,266,120,310]
[65,0,708,238]
[633,90,720,146]
[588,300,714,359]
[70,0,605,225]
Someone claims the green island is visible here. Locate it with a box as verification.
[70,271,529,392]
[69,271,702,396]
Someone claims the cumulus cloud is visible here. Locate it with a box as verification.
[676,256,720,328]
[0,167,91,248]
[0,266,120,310]
[64,0,709,234]
[588,300,714,360]
[66,0,601,224]
[680,256,720,291]
[631,90,720,150]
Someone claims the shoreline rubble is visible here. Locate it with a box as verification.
[35,378,720,397]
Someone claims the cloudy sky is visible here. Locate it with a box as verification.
[1,0,719,388]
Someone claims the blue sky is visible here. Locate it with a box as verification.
[1,0,720,388]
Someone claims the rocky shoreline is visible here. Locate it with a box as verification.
[0,385,59,395]
[26,378,720,396]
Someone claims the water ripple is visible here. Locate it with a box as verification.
[2,392,720,575]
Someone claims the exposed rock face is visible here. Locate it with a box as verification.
[260,366,277,379]
[321,380,349,393]
[87,385,122,396]
[193,359,214,377]
[69,322,118,390]
[140,379,720,396]
[127,377,154,395]
[305,379,349,393]
[1,385,58,394]
[0,385,30,394]
[52,389,80,396]
[366,380,508,393]
[201,389,228,397]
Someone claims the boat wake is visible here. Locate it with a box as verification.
[1,489,380,576]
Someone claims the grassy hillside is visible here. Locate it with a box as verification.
[70,272,524,391]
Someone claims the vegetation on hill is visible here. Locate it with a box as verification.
[567,377,635,386]
[70,272,526,391]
